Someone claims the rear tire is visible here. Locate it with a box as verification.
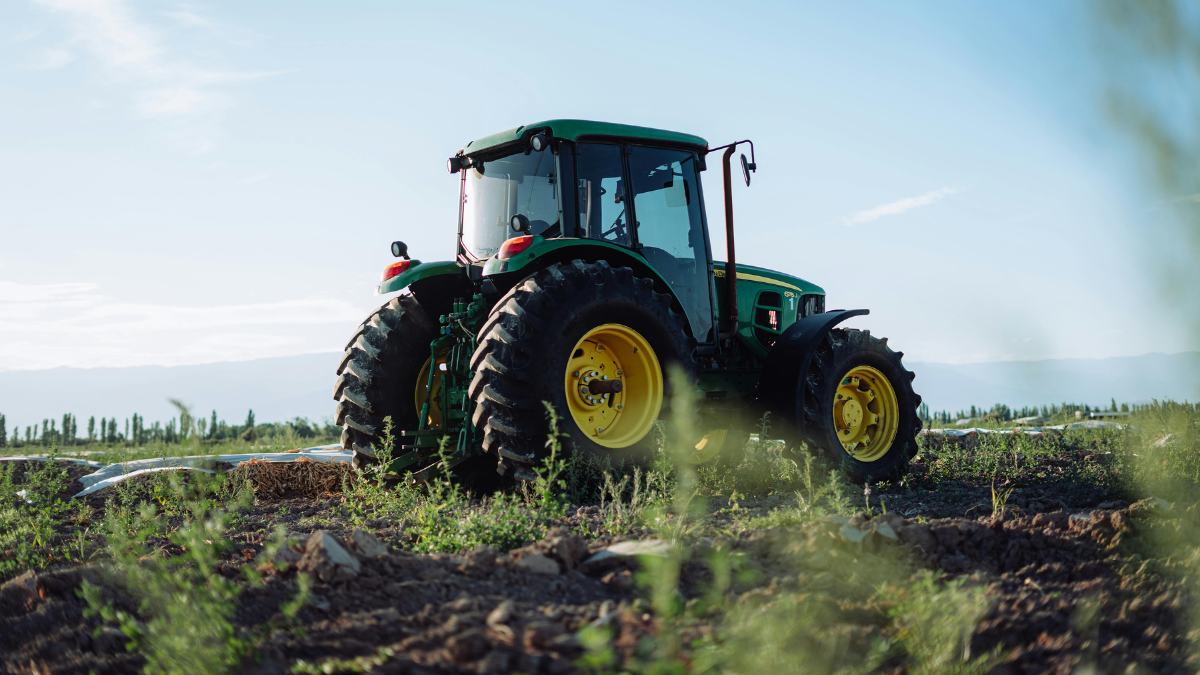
[333,295,437,471]
[794,329,921,484]
[468,260,696,480]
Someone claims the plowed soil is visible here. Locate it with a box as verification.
[2,450,1197,675]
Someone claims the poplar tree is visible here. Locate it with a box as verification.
[87,416,95,442]
[0,414,6,447]
[210,410,218,440]
[241,409,258,443]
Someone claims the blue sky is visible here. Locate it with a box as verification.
[0,1,1192,371]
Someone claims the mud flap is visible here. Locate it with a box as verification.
[756,309,869,439]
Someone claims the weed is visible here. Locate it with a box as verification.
[883,572,997,675]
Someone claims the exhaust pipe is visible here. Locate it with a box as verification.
[718,144,739,342]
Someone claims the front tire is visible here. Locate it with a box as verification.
[468,260,696,480]
[796,329,921,484]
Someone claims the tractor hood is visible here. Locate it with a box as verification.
[713,261,825,297]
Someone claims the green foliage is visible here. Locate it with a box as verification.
[883,572,997,675]
[83,470,254,675]
[0,451,88,579]
[339,413,569,554]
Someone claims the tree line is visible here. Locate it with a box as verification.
[918,399,1200,426]
[0,410,339,448]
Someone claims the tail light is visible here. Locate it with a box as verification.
[382,260,412,281]
[498,235,534,259]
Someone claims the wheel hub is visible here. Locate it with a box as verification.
[832,366,899,462]
[564,324,661,448]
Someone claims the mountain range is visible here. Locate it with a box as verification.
[0,351,1197,429]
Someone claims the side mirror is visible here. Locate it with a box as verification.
[740,153,756,187]
[510,214,531,233]
[391,241,408,259]
[447,156,462,173]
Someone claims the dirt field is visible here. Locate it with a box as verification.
[3,420,1199,675]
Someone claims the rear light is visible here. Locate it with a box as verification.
[382,260,412,281]
[498,236,534,259]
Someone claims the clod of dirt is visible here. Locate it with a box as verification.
[507,527,590,574]
[348,527,389,559]
[0,570,41,613]
[273,539,305,567]
[513,553,560,574]
[296,530,361,582]
[486,599,514,627]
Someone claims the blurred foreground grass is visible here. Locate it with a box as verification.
[2,392,1199,674]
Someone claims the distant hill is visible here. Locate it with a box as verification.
[908,351,1200,413]
[0,351,1196,430]
[0,353,342,431]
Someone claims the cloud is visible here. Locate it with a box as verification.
[25,48,74,69]
[163,10,216,28]
[0,281,366,369]
[841,187,957,226]
[30,0,280,150]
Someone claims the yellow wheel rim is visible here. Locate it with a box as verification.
[692,429,729,464]
[415,354,445,429]
[564,324,662,448]
[832,365,899,462]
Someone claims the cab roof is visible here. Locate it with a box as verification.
[463,119,708,156]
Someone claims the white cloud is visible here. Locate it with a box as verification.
[25,47,75,69]
[0,281,366,369]
[163,10,216,28]
[30,0,280,150]
[841,187,957,226]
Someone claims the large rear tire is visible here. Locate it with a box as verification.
[793,328,921,484]
[468,260,696,481]
[334,295,438,471]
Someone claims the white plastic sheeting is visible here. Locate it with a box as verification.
[74,467,218,498]
[1,443,350,498]
[0,456,106,468]
[922,420,1135,438]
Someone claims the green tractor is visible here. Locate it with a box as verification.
[334,120,921,485]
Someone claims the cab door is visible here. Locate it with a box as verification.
[627,146,715,344]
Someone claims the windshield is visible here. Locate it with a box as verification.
[461,148,560,259]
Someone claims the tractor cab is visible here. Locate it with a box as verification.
[454,120,717,344]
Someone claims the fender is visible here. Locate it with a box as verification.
[379,260,464,295]
[483,238,695,339]
[756,309,869,437]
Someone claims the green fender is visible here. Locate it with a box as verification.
[482,237,690,331]
[379,260,464,295]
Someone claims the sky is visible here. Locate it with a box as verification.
[0,0,1194,373]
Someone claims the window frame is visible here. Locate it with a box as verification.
[625,143,719,344]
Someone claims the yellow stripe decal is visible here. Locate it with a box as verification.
[714,270,803,293]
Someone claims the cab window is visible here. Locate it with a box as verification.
[628,146,714,342]
[574,143,630,246]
